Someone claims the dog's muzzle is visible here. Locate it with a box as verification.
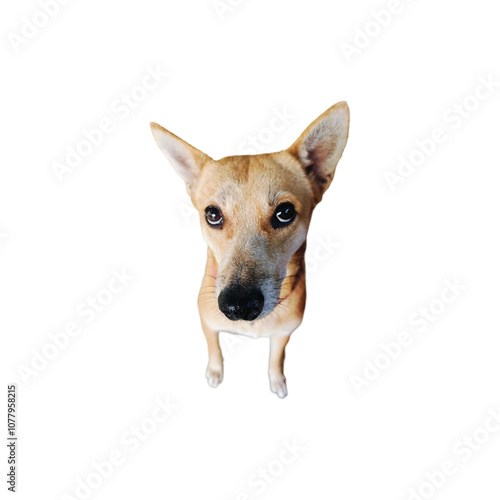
[218,285,264,321]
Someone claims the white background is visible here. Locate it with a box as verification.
[1,0,500,499]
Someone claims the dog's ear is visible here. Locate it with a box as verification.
[288,101,349,204]
[150,122,212,195]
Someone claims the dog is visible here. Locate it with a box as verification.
[151,101,349,398]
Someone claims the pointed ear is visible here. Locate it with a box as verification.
[288,101,350,203]
[150,122,212,195]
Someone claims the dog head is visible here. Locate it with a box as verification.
[151,102,349,321]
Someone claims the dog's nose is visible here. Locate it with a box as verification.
[218,286,264,321]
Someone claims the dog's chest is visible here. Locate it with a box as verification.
[208,310,301,338]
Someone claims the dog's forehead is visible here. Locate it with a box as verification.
[196,152,311,210]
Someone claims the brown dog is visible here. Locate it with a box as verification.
[151,101,349,398]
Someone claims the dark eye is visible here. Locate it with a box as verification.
[271,202,296,229]
[205,206,224,228]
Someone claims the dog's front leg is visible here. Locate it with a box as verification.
[268,335,290,399]
[201,320,224,388]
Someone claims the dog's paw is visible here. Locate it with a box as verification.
[269,375,288,399]
[206,366,223,388]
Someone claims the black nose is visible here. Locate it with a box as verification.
[218,286,264,321]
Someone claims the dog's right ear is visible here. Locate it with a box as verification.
[150,122,212,195]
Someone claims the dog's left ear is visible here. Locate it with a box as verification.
[150,122,212,196]
[288,101,350,204]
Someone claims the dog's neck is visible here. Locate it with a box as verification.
[278,244,306,303]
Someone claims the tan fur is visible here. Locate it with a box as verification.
[151,101,350,398]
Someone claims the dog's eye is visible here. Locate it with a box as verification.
[205,206,224,227]
[272,202,296,229]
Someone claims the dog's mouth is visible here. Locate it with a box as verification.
[215,266,303,322]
